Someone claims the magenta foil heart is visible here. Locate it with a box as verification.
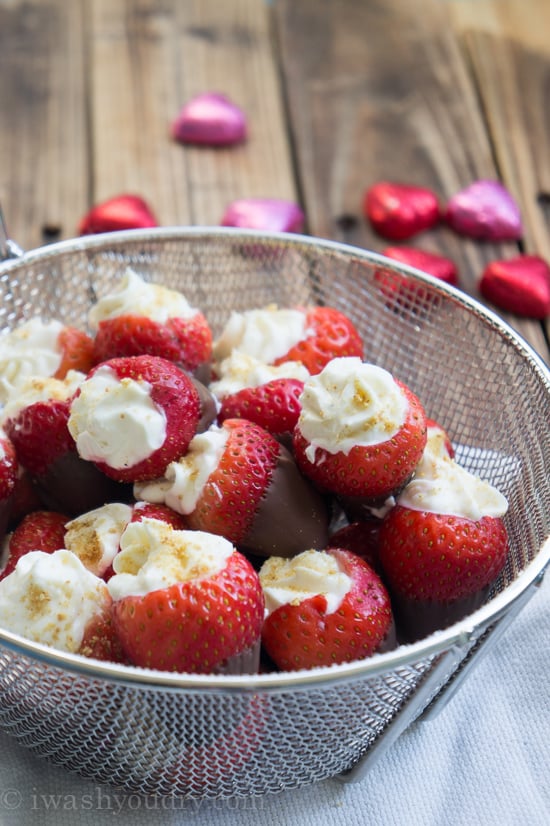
[221,198,305,232]
[445,180,522,241]
[171,93,247,146]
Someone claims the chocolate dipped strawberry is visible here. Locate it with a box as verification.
[108,519,264,674]
[2,371,131,515]
[293,357,427,512]
[89,269,213,380]
[260,547,395,671]
[68,355,211,484]
[136,418,330,559]
[213,304,363,377]
[0,549,122,662]
[378,436,509,641]
[0,317,94,407]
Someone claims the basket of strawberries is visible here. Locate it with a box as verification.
[0,226,547,799]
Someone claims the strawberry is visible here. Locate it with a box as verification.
[363,182,440,240]
[218,378,304,435]
[78,605,128,664]
[8,469,43,525]
[109,524,264,673]
[54,326,95,379]
[92,313,212,375]
[293,364,427,502]
[260,548,394,671]
[0,547,123,663]
[274,306,363,375]
[1,510,68,580]
[130,501,189,531]
[183,419,280,544]
[426,416,454,459]
[136,418,330,558]
[68,355,201,483]
[4,398,75,477]
[78,194,158,235]
[378,505,509,640]
[0,431,18,503]
[327,519,381,572]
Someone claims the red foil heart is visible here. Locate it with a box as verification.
[480,254,550,319]
[445,180,522,241]
[363,182,440,240]
[221,198,305,232]
[79,195,158,235]
[382,246,458,286]
[171,93,247,146]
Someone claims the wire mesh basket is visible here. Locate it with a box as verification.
[0,227,548,799]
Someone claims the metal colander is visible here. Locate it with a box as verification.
[0,227,548,799]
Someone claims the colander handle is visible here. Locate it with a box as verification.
[0,206,25,261]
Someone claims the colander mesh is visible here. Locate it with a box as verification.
[0,230,548,798]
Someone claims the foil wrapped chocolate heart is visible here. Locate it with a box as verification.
[171,93,247,146]
[480,254,550,319]
[78,195,158,235]
[382,246,458,286]
[445,180,522,241]
[362,182,440,240]
[221,198,305,232]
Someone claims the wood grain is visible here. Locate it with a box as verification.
[445,0,550,344]
[0,0,88,249]
[88,0,298,227]
[273,0,550,360]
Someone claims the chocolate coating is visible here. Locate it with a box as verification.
[239,446,330,559]
[35,450,134,516]
[390,587,491,644]
[190,375,217,434]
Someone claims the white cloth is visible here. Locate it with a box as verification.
[0,575,548,826]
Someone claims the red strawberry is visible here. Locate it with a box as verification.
[68,355,201,483]
[0,431,18,503]
[92,312,213,374]
[363,182,440,240]
[327,520,381,572]
[54,327,95,378]
[136,418,330,558]
[260,548,394,671]
[293,375,427,502]
[5,399,75,478]
[130,501,189,531]
[77,600,128,664]
[78,194,158,235]
[1,510,68,581]
[426,417,454,459]
[218,378,304,435]
[111,529,264,673]
[274,306,363,375]
[378,505,509,640]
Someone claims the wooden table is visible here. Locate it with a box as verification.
[0,0,548,364]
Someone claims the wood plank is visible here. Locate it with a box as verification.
[0,0,88,250]
[273,0,550,362]
[88,0,298,227]
[445,0,550,345]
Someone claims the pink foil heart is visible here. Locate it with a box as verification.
[479,254,550,319]
[363,182,440,240]
[221,198,305,232]
[382,246,458,286]
[445,180,522,241]
[171,93,247,146]
[78,194,158,235]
